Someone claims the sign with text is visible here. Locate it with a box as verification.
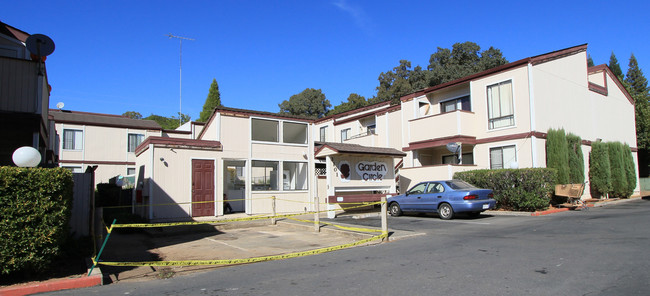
[355,161,388,182]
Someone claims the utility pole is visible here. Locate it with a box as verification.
[167,33,195,127]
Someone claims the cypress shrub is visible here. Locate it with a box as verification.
[589,141,611,197]
[608,142,628,198]
[454,168,556,211]
[622,143,637,197]
[566,133,585,184]
[546,128,570,184]
[0,167,73,275]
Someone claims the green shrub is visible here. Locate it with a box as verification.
[0,167,73,275]
[454,168,556,211]
[566,133,585,184]
[623,143,637,197]
[546,128,570,184]
[608,142,628,198]
[589,141,612,197]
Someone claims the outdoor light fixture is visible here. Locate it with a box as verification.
[509,161,519,169]
[12,146,41,167]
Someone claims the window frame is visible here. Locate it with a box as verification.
[440,95,471,113]
[62,129,83,151]
[489,145,517,169]
[127,133,145,153]
[251,160,279,191]
[320,126,327,142]
[282,161,309,191]
[486,80,515,130]
[341,128,351,142]
[282,121,308,144]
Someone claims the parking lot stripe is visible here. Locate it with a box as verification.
[204,237,249,252]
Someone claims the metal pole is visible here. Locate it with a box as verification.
[167,34,194,127]
[88,219,116,276]
[381,196,388,242]
[314,194,320,232]
[271,196,276,225]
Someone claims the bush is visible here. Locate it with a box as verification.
[0,167,73,275]
[623,143,637,196]
[608,142,628,198]
[546,128,570,184]
[454,168,556,211]
[589,141,612,197]
[566,133,585,184]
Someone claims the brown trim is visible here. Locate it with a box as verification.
[588,64,634,105]
[408,110,475,123]
[404,135,477,151]
[59,160,135,165]
[588,82,608,96]
[54,120,162,131]
[135,136,222,156]
[163,129,192,134]
[400,44,589,103]
[474,131,546,145]
[314,101,392,123]
[334,112,376,126]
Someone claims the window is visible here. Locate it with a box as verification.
[283,162,308,190]
[320,126,327,142]
[341,128,350,142]
[407,183,427,195]
[127,168,136,176]
[367,124,376,135]
[441,95,471,113]
[490,145,516,169]
[442,153,474,165]
[283,122,307,144]
[487,80,514,129]
[252,119,279,142]
[252,160,278,191]
[426,182,444,193]
[63,129,83,150]
[128,133,144,152]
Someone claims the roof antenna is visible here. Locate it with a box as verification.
[167,33,195,128]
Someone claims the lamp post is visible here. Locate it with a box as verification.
[12,146,41,167]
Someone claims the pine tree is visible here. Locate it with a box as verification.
[589,141,611,197]
[566,133,585,184]
[199,78,221,122]
[587,54,595,67]
[625,54,650,151]
[546,128,570,184]
[608,52,624,81]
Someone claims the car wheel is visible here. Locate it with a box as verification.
[389,202,402,217]
[438,203,454,220]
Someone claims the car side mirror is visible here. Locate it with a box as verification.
[405,191,409,196]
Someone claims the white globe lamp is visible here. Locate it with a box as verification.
[12,146,41,167]
[509,161,519,169]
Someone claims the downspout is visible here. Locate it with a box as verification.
[528,63,538,167]
[148,143,154,219]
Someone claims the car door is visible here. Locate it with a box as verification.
[400,182,427,211]
[419,182,444,211]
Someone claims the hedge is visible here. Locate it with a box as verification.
[623,143,637,196]
[454,168,557,211]
[566,133,585,184]
[608,142,628,198]
[0,167,73,275]
[546,128,570,184]
[589,141,612,197]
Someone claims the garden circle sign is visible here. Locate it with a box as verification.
[355,161,388,182]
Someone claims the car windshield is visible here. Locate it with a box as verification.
[445,180,475,190]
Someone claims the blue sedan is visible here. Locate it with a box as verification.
[388,180,496,219]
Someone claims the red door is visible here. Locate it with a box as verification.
[192,159,215,217]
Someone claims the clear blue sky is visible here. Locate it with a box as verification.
[3,1,649,120]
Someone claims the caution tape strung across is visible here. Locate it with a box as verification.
[96,232,387,267]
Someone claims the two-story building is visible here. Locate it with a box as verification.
[68,43,638,221]
[0,21,56,166]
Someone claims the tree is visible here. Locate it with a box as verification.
[624,54,650,178]
[199,78,221,122]
[278,88,331,118]
[144,112,190,130]
[608,52,624,81]
[427,42,508,87]
[587,54,595,67]
[328,93,368,116]
[622,143,637,197]
[122,111,142,119]
[375,60,427,105]
[566,133,585,184]
[607,142,628,198]
[589,141,611,198]
[546,128,570,184]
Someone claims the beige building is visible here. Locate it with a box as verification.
[68,44,637,221]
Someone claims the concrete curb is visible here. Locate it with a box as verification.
[0,262,102,296]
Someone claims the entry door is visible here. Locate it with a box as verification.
[224,160,246,213]
[192,159,215,217]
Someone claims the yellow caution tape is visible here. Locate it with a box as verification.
[97,232,387,267]
[287,217,384,233]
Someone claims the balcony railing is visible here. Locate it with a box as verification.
[408,110,477,143]
[344,128,378,146]
[0,57,48,120]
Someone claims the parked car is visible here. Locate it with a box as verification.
[387,180,496,219]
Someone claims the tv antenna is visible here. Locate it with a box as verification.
[167,33,195,127]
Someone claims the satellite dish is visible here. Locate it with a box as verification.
[446,142,460,153]
[25,34,55,57]
[56,102,65,109]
